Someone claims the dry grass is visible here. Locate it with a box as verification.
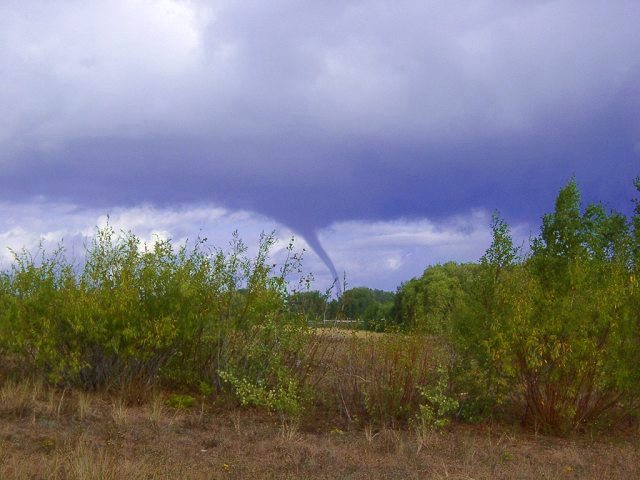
[45,388,68,420]
[315,327,388,339]
[0,378,39,417]
[110,397,128,428]
[146,393,165,430]
[0,332,637,479]
[0,379,637,479]
[315,329,443,427]
[75,391,94,422]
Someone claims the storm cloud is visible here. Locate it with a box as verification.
[1,1,639,285]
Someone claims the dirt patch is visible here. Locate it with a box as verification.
[0,390,637,479]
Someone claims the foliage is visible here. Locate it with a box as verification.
[0,227,316,418]
[394,262,479,334]
[288,290,328,324]
[453,180,640,433]
[414,364,459,431]
[325,287,395,330]
[218,371,303,417]
[330,331,443,427]
[1,176,639,436]
[338,287,394,320]
[165,394,196,410]
[361,300,395,331]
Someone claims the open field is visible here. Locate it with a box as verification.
[0,380,639,480]
[1,327,638,479]
[0,202,639,478]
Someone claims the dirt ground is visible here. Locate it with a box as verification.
[0,387,638,480]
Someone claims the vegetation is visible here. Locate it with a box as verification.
[393,262,479,335]
[328,287,395,330]
[0,176,638,471]
[0,381,637,479]
[290,286,395,331]
[0,228,316,423]
[451,179,640,433]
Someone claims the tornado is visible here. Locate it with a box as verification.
[297,228,342,296]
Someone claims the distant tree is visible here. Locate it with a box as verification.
[340,287,393,319]
[361,300,394,331]
[323,287,395,330]
[288,290,328,323]
[393,262,479,334]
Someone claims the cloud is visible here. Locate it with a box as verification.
[316,210,532,289]
[0,200,278,259]
[4,1,638,145]
[0,200,530,290]
[1,1,638,281]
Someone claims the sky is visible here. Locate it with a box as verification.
[1,0,639,291]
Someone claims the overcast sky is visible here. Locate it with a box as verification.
[1,0,639,290]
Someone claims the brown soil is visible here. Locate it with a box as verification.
[0,388,638,479]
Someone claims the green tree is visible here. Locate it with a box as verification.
[328,287,395,330]
[394,262,480,334]
[288,290,327,324]
[453,179,640,433]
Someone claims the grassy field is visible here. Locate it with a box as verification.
[0,342,640,479]
[1,362,639,480]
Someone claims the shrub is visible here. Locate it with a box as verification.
[453,180,640,433]
[0,227,316,418]
[414,364,459,431]
[165,394,196,410]
[394,262,479,335]
[326,331,443,427]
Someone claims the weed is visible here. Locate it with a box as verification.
[326,331,439,427]
[75,391,93,421]
[231,410,242,434]
[165,394,196,410]
[147,394,164,429]
[364,424,378,445]
[110,398,127,428]
[279,414,301,441]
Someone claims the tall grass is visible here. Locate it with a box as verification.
[320,330,450,428]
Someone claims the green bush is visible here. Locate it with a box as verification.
[414,364,459,431]
[166,394,196,410]
[0,226,316,418]
[453,179,640,433]
[394,262,479,335]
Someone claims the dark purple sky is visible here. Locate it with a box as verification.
[1,1,639,289]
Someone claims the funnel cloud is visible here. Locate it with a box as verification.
[297,228,342,296]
